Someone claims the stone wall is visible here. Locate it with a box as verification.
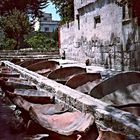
[60,0,140,71]
[0,50,60,60]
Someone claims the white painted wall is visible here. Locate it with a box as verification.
[60,0,140,70]
[38,13,59,32]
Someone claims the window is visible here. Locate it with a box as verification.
[122,5,126,19]
[44,17,48,21]
[45,27,49,32]
[76,14,80,30]
[94,15,101,28]
[122,4,130,20]
[81,0,84,4]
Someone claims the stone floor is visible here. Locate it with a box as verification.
[0,92,26,140]
[0,92,50,140]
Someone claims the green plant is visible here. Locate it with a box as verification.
[0,0,48,23]
[50,0,74,24]
[0,9,31,49]
[0,38,17,50]
[25,31,58,50]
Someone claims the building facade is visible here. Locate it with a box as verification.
[39,13,59,32]
[60,0,140,70]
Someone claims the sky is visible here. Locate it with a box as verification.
[42,2,61,21]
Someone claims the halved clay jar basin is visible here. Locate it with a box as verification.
[65,73,102,94]
[26,60,60,76]
[47,66,86,84]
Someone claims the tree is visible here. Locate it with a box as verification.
[25,30,58,50]
[0,0,49,23]
[0,38,17,50]
[50,0,74,24]
[0,0,49,50]
[0,9,31,49]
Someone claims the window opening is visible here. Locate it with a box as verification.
[76,14,80,30]
[45,27,49,32]
[94,15,101,28]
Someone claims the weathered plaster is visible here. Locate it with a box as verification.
[60,0,140,71]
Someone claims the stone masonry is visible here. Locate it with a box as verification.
[60,0,140,71]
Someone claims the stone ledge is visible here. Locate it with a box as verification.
[3,61,140,138]
[0,55,60,60]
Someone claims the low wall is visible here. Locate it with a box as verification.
[3,61,140,138]
[0,50,60,60]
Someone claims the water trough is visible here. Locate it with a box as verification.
[3,60,140,138]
